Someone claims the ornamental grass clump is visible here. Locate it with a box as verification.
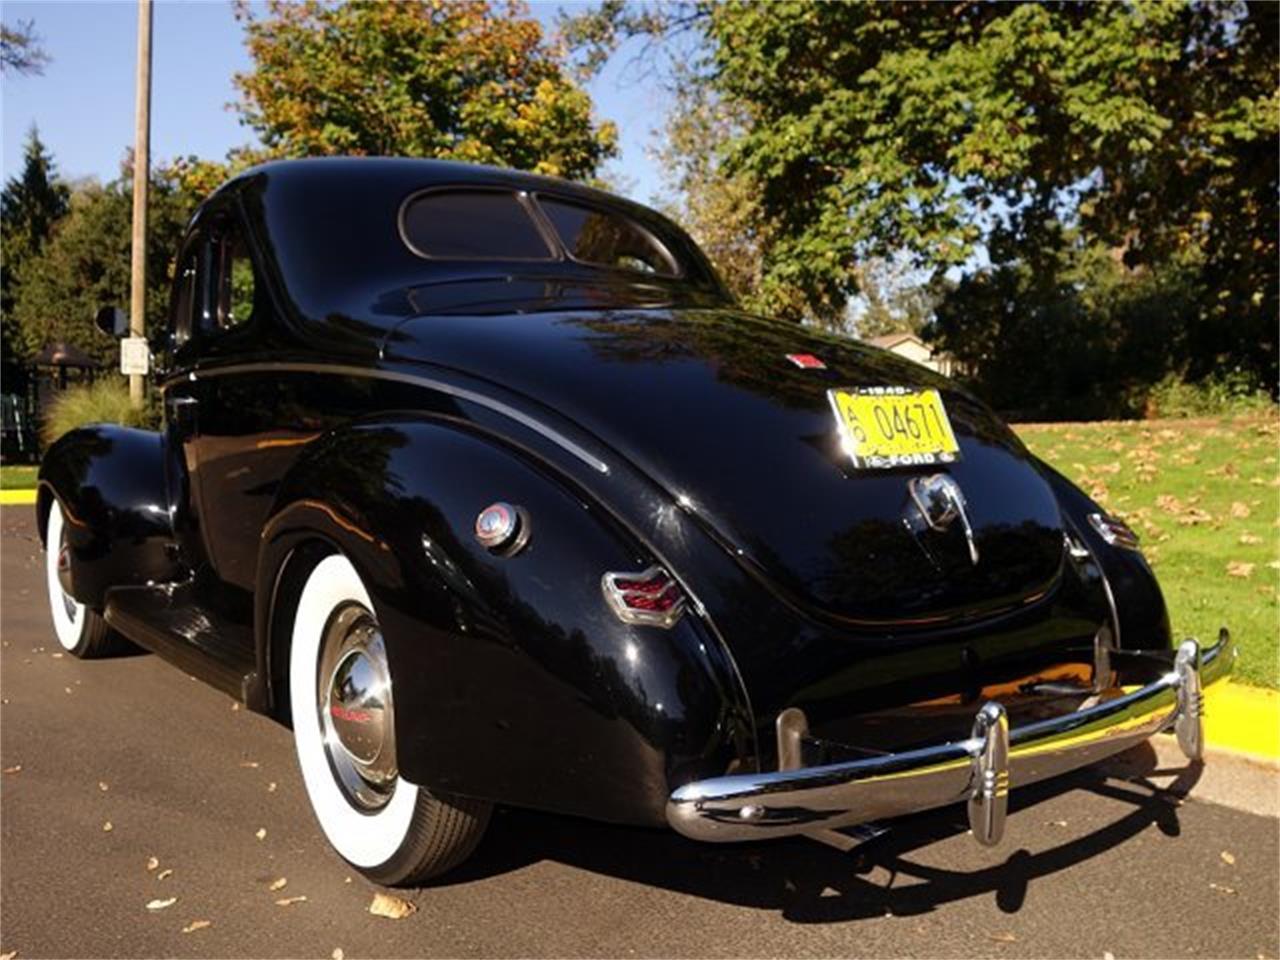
[40,378,158,446]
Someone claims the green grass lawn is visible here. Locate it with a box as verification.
[1017,414,1279,689]
[0,465,38,490]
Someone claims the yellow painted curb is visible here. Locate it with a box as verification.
[1202,680,1280,763]
[0,489,36,506]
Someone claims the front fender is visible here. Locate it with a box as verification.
[37,425,178,607]
[258,415,754,826]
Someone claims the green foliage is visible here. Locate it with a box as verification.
[1,127,69,389]
[232,0,616,180]
[1144,371,1277,420]
[40,378,160,447]
[566,1,1278,408]
[11,171,196,370]
[0,19,49,75]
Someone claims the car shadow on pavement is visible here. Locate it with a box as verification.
[439,742,1203,924]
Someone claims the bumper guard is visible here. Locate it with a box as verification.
[667,630,1236,848]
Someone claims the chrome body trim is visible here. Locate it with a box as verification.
[165,362,611,474]
[666,630,1235,845]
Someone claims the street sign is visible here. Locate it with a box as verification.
[120,336,150,376]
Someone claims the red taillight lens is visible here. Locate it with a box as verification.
[602,567,687,628]
[1088,512,1141,551]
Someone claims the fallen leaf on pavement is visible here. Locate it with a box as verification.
[255,828,266,841]
[369,892,416,920]
[239,761,260,769]
[102,822,113,832]
[1104,952,1115,960]
[2,766,20,774]
[275,896,307,907]
[157,869,173,880]
[146,856,159,871]
[332,950,344,960]
[181,920,212,934]
[98,782,109,791]
[986,932,1017,944]
[1,950,16,959]
[51,652,63,659]
[146,898,178,911]
[269,878,287,891]
[1209,882,1237,895]
[267,782,277,793]
[1221,850,1236,865]
[1047,819,1068,827]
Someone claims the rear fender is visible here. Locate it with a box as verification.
[36,425,179,607]
[257,415,754,826]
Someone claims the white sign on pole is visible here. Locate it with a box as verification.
[120,336,150,376]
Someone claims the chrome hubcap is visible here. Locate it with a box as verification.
[56,531,77,623]
[318,605,397,810]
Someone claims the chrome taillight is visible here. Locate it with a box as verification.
[601,566,687,628]
[1088,512,1141,551]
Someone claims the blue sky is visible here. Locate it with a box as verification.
[1,0,669,203]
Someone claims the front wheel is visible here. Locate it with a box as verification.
[44,499,121,658]
[289,553,491,886]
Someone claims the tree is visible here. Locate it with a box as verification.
[1,19,50,75]
[566,2,1278,404]
[11,171,195,370]
[1,127,69,388]
[232,0,617,180]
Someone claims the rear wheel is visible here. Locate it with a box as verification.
[288,553,491,886]
[44,499,121,658]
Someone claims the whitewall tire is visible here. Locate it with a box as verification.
[289,553,491,885]
[44,499,117,658]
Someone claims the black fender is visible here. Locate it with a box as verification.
[37,425,180,607]
[1038,459,1172,651]
[255,415,754,826]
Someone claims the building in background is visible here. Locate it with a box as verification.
[864,332,963,377]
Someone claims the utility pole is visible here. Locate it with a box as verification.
[128,0,153,408]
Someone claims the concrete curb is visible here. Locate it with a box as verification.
[1200,679,1280,765]
[0,489,37,506]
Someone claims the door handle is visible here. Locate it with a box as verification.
[166,394,198,427]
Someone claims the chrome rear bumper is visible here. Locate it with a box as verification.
[667,631,1235,847]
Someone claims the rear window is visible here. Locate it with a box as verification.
[538,197,678,277]
[401,190,554,260]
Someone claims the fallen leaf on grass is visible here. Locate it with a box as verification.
[181,920,211,934]
[268,877,287,891]
[2,765,20,774]
[1226,562,1255,579]
[1209,882,1237,895]
[157,869,173,880]
[369,892,416,920]
[255,828,266,841]
[275,896,307,907]
[1230,501,1252,519]
[102,821,113,832]
[1239,532,1263,545]
[986,932,1018,944]
[146,857,159,871]
[146,897,177,911]
[1221,850,1237,865]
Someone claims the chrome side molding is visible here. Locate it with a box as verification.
[667,629,1235,849]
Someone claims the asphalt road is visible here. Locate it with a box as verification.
[2,505,1277,960]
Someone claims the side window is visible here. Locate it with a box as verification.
[213,228,256,331]
[537,197,678,277]
[170,249,200,346]
[400,189,554,260]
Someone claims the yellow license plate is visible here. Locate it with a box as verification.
[827,387,961,470]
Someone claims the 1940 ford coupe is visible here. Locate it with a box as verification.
[38,159,1234,886]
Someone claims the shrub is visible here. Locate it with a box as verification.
[1144,369,1277,419]
[41,378,160,446]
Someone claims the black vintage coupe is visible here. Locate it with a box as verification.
[38,159,1233,885]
